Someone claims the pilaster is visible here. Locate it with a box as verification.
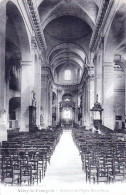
[103,62,114,130]
[114,55,126,130]
[0,2,7,141]
[41,67,50,128]
[20,60,32,131]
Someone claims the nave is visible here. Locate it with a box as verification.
[1,127,126,187]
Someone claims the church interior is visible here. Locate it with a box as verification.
[0,0,126,187]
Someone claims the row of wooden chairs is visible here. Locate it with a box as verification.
[0,128,63,186]
[72,128,126,183]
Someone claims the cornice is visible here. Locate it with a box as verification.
[80,65,94,84]
[89,0,112,52]
[41,66,54,80]
[114,89,125,92]
[23,0,47,53]
[55,83,79,88]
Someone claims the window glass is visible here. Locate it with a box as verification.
[64,70,71,80]
[63,109,71,119]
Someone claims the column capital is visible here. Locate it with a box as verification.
[31,36,37,50]
[86,66,94,79]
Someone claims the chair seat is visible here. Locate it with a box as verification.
[13,170,20,174]
[98,176,108,182]
[32,170,38,174]
[4,175,19,183]
[21,176,30,181]
[114,174,124,181]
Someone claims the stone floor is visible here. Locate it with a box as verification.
[42,129,86,185]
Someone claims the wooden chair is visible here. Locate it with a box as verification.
[1,158,19,185]
[19,165,32,185]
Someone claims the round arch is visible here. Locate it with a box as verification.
[6,1,31,60]
[104,2,126,62]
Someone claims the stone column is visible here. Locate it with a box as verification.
[31,38,42,129]
[36,58,42,128]
[89,76,94,126]
[103,62,114,130]
[49,85,53,126]
[75,93,79,124]
[83,78,89,127]
[88,66,95,127]
[41,67,49,128]
[56,88,60,125]
[34,55,42,128]
[20,60,32,131]
[95,58,103,104]
[0,1,7,142]
[82,80,87,126]
[82,83,85,126]
[95,38,104,105]
[124,69,126,130]
[5,76,10,130]
[86,77,91,128]
[114,55,126,131]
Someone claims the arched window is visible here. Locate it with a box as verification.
[64,69,71,80]
[63,109,71,119]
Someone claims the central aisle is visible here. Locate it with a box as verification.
[42,129,86,185]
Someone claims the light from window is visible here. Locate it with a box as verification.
[63,109,71,119]
[64,70,71,80]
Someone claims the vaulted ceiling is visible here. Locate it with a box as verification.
[38,0,101,84]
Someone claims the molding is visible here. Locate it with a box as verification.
[23,0,47,53]
[41,66,54,82]
[89,0,112,52]
[114,89,125,92]
[21,60,32,66]
[55,83,79,88]
[80,66,94,84]
[103,62,114,67]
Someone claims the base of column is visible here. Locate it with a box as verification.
[123,128,126,134]
[0,125,7,142]
[20,125,29,132]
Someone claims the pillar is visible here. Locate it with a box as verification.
[0,1,7,141]
[20,60,32,131]
[114,55,126,131]
[34,55,42,128]
[95,58,103,104]
[88,66,95,127]
[49,85,53,126]
[41,67,50,128]
[82,83,85,126]
[56,88,60,125]
[74,94,78,124]
[103,62,114,130]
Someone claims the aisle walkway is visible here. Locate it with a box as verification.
[42,129,86,185]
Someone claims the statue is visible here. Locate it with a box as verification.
[31,90,36,107]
